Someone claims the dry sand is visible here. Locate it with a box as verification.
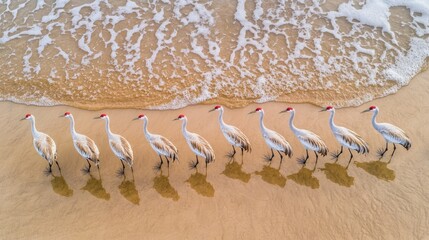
[0,70,428,239]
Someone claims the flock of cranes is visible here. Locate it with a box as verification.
[21,105,411,175]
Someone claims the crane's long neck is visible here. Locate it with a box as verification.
[104,117,114,138]
[30,118,39,138]
[259,111,267,135]
[329,110,337,131]
[142,118,151,139]
[68,116,77,139]
[218,108,226,128]
[289,111,300,134]
[372,109,380,129]
[181,118,189,138]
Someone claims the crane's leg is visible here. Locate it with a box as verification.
[388,144,397,163]
[313,151,319,171]
[378,142,389,160]
[270,149,275,161]
[194,155,199,168]
[86,159,92,172]
[241,148,244,165]
[55,160,61,172]
[48,162,52,173]
[159,155,164,166]
[346,148,354,169]
[231,145,236,157]
[164,155,170,168]
[121,161,125,171]
[277,151,284,166]
[302,149,309,165]
[331,146,343,162]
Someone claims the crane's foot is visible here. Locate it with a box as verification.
[225,150,235,162]
[330,151,342,161]
[376,148,387,160]
[153,161,163,172]
[81,166,91,175]
[188,160,199,170]
[43,166,53,176]
[116,168,125,177]
[263,154,274,163]
[297,156,308,165]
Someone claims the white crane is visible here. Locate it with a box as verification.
[21,114,60,173]
[135,114,178,169]
[96,114,133,174]
[174,114,215,170]
[321,106,369,167]
[209,105,251,158]
[62,112,100,172]
[280,107,328,168]
[249,107,292,163]
[362,105,411,159]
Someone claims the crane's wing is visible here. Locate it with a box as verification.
[74,136,99,162]
[225,126,252,152]
[338,127,369,154]
[379,123,411,149]
[34,135,56,162]
[153,136,179,159]
[297,130,328,156]
[110,136,133,165]
[267,130,292,157]
[189,134,215,163]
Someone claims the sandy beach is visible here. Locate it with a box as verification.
[0,68,427,239]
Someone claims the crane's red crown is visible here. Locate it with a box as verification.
[25,113,31,118]
[326,106,333,110]
[369,106,376,110]
[255,107,262,111]
[100,113,107,118]
[214,105,221,109]
[64,112,71,116]
[138,114,145,118]
[286,107,293,111]
[178,114,185,119]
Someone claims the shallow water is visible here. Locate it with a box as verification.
[1,0,428,109]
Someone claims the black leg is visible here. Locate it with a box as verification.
[164,155,170,168]
[49,162,52,172]
[379,142,389,159]
[270,149,275,160]
[86,159,92,172]
[303,149,309,165]
[159,155,164,166]
[277,150,283,163]
[55,161,61,171]
[332,146,343,161]
[195,155,199,168]
[389,144,397,162]
[232,145,236,156]
[346,148,353,168]
[121,161,125,171]
[314,151,319,169]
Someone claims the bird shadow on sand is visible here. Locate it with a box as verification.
[186,171,215,197]
[81,173,110,200]
[287,167,320,189]
[320,162,354,187]
[153,171,180,201]
[254,156,287,188]
[354,160,395,182]
[50,172,73,197]
[118,176,140,205]
[221,151,251,183]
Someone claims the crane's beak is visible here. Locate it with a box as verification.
[319,109,327,112]
[361,109,370,113]
[59,115,64,118]
[94,116,100,119]
[20,117,26,121]
[173,118,179,121]
[132,117,139,121]
[248,111,256,114]
[279,110,287,114]
[209,108,216,112]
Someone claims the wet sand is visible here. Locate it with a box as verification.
[0,70,428,239]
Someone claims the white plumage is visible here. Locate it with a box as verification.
[250,107,292,163]
[63,112,100,172]
[97,114,133,173]
[210,105,251,157]
[136,114,178,168]
[362,106,411,159]
[175,114,215,169]
[22,114,60,173]
[322,106,369,167]
[281,107,328,167]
